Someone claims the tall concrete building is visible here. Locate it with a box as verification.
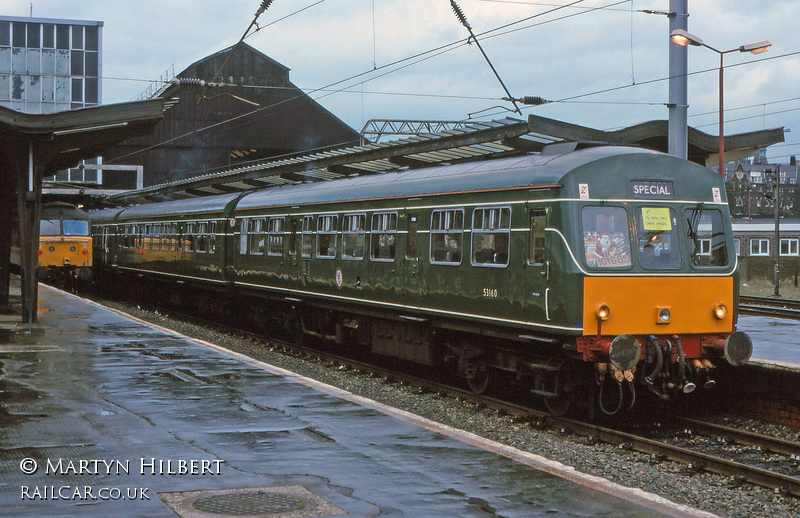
[0,15,103,183]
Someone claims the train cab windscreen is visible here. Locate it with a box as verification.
[40,218,90,237]
[39,219,61,236]
[581,205,731,270]
[63,219,90,236]
[685,208,729,267]
[581,206,632,268]
[635,207,681,269]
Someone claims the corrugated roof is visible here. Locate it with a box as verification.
[105,114,785,206]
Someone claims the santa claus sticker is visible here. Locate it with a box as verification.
[582,207,632,268]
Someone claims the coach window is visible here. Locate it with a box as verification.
[239,219,248,255]
[301,216,314,258]
[406,215,418,259]
[342,213,366,260]
[209,222,217,253]
[153,224,162,251]
[137,224,145,250]
[249,218,265,255]
[528,210,546,265]
[289,219,298,256]
[684,208,728,267]
[472,207,510,267]
[371,212,397,262]
[317,215,337,259]
[176,223,184,252]
[185,222,196,252]
[197,222,209,253]
[581,206,632,269]
[781,238,799,256]
[268,217,284,256]
[167,223,177,251]
[142,224,151,249]
[430,208,463,265]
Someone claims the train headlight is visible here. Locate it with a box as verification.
[70,246,76,252]
[656,307,671,324]
[49,246,55,252]
[713,302,728,320]
[596,304,611,321]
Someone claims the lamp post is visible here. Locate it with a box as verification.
[669,29,771,177]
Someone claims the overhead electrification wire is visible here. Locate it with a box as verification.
[110,1,797,169]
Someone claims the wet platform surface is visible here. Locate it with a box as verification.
[739,315,800,366]
[1,284,712,517]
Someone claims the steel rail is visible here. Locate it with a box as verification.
[740,296,800,320]
[550,416,800,497]
[672,416,800,457]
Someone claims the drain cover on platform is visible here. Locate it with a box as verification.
[159,485,346,517]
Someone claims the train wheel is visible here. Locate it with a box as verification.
[544,392,573,416]
[466,360,492,395]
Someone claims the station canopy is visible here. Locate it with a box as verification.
[104,114,785,206]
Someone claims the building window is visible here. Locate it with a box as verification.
[780,238,799,256]
[750,239,769,256]
[734,239,741,257]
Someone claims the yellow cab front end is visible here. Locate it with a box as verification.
[574,198,752,406]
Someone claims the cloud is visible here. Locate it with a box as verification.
[2,0,797,160]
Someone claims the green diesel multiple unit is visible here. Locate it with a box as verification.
[91,145,752,416]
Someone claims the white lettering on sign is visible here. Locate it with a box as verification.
[630,181,675,198]
[632,184,672,196]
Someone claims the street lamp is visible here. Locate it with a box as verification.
[669,29,771,177]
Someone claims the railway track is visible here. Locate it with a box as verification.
[85,291,800,500]
[740,295,800,319]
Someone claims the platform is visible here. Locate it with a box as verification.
[0,282,719,517]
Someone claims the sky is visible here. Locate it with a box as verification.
[3,0,799,164]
